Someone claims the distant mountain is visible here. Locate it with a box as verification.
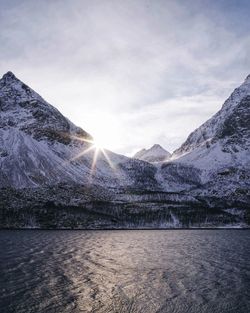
[134,144,171,163]
[0,71,249,229]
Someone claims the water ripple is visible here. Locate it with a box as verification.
[0,230,250,312]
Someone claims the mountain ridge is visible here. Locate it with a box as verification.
[0,71,249,228]
[173,74,250,160]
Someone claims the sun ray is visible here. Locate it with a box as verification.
[69,135,95,145]
[60,134,96,166]
[61,145,95,169]
[100,148,116,170]
[59,133,123,184]
[88,147,100,183]
[99,148,124,182]
[91,148,99,172]
[70,145,95,162]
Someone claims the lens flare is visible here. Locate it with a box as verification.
[62,135,118,181]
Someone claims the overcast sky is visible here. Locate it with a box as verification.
[0,0,250,155]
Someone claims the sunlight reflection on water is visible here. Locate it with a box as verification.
[0,230,250,313]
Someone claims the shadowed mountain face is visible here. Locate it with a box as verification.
[0,72,249,228]
[215,96,250,145]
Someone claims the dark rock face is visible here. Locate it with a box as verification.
[1,183,249,229]
[216,96,250,145]
[118,159,160,189]
[160,163,202,187]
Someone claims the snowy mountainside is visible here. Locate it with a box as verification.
[0,71,249,229]
[156,76,250,214]
[0,72,92,144]
[134,144,171,163]
[0,72,158,189]
[173,75,250,167]
[157,75,250,212]
[169,76,250,183]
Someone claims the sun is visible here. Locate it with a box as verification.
[66,133,117,175]
[92,139,105,150]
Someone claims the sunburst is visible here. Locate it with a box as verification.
[65,134,118,182]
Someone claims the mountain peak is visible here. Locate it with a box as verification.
[0,71,26,92]
[245,74,250,82]
[134,144,171,163]
[151,144,164,150]
[0,71,92,145]
[1,71,18,82]
[172,74,250,169]
[0,70,43,104]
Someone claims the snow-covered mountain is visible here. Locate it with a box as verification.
[0,71,249,229]
[158,74,250,200]
[134,144,171,163]
[0,71,159,190]
[172,75,250,177]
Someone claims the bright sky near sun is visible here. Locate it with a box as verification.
[0,0,250,155]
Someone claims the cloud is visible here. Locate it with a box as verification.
[0,0,249,154]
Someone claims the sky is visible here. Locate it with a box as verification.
[0,0,250,155]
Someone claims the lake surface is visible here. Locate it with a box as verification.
[0,230,249,313]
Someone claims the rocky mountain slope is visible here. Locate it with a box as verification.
[0,71,158,190]
[160,75,250,202]
[134,144,171,163]
[0,72,249,228]
[172,75,250,175]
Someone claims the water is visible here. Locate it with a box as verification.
[0,230,249,313]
